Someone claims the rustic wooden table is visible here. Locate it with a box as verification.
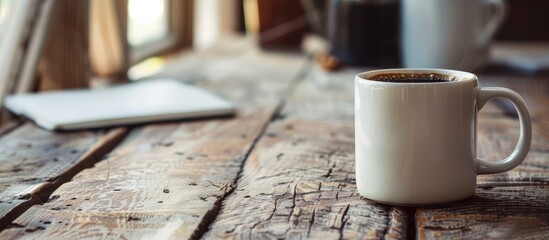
[0,39,547,239]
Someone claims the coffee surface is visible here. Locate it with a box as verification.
[369,73,457,83]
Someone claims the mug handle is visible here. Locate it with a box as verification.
[477,87,532,174]
[476,0,507,48]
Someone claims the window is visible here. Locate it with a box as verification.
[125,0,193,79]
[126,0,192,65]
[127,0,173,69]
[89,0,193,80]
[127,0,170,47]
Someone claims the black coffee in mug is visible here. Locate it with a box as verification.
[369,73,457,83]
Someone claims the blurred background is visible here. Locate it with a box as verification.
[0,0,548,126]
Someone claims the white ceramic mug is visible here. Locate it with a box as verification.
[402,0,506,71]
[354,69,532,205]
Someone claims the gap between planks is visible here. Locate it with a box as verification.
[406,207,417,240]
[190,55,314,240]
[0,121,22,138]
[0,127,129,230]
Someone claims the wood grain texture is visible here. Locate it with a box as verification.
[38,0,90,91]
[477,117,549,185]
[89,0,128,82]
[170,0,194,51]
[418,75,549,239]
[0,45,306,239]
[0,124,127,229]
[205,67,408,239]
[417,186,549,240]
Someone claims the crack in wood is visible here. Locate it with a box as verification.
[23,226,45,232]
[324,167,333,178]
[422,225,471,231]
[338,204,350,240]
[307,209,315,237]
[378,205,392,239]
[190,188,232,240]
[5,223,24,229]
[266,194,283,223]
[288,184,297,222]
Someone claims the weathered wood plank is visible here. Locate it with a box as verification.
[477,117,549,185]
[204,67,408,239]
[0,45,306,239]
[0,124,128,229]
[39,0,90,91]
[417,186,549,239]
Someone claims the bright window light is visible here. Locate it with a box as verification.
[127,0,169,47]
[0,0,16,37]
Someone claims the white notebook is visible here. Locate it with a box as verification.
[4,79,235,130]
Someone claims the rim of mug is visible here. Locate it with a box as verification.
[356,68,477,85]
